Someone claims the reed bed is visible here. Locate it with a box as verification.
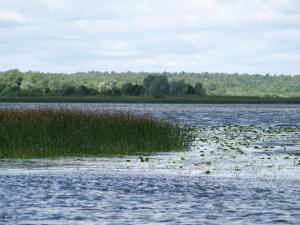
[0,108,195,158]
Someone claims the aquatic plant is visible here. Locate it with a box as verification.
[0,108,195,158]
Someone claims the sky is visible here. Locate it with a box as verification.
[0,0,300,74]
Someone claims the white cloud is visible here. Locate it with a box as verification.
[0,0,299,74]
[0,10,27,23]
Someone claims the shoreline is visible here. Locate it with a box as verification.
[0,95,300,104]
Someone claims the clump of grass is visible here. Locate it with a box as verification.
[0,108,195,158]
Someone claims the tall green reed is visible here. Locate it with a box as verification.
[0,108,194,158]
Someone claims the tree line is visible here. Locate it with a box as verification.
[0,70,205,97]
[0,69,299,97]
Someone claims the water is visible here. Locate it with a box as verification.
[1,103,300,126]
[1,103,300,224]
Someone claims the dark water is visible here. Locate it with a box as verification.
[0,104,300,225]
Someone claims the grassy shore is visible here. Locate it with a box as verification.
[0,108,195,158]
[0,95,300,104]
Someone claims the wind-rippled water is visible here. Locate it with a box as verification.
[1,103,300,225]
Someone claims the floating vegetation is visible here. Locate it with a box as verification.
[0,108,195,158]
[197,125,300,156]
[138,156,150,162]
[188,124,300,177]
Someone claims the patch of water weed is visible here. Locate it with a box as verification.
[138,156,150,162]
[0,108,195,158]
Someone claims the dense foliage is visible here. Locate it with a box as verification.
[0,69,299,97]
[0,108,195,158]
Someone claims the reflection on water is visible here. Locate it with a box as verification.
[0,103,300,224]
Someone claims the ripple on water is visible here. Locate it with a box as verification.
[0,103,300,224]
[0,171,300,225]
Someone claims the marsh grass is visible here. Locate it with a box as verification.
[0,108,195,158]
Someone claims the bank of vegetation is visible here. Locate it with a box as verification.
[0,108,195,158]
[1,70,300,98]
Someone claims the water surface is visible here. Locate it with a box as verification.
[1,103,300,224]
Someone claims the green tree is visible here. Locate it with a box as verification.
[122,82,143,96]
[143,75,169,96]
[194,83,206,95]
[0,69,23,95]
[76,85,98,96]
[169,80,195,95]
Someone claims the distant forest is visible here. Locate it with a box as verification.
[0,69,300,97]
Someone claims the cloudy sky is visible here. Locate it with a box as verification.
[0,0,299,74]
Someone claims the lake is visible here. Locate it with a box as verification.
[1,103,300,224]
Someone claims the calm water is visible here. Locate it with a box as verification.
[1,104,300,225]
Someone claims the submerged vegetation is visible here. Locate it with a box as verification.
[0,108,195,158]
